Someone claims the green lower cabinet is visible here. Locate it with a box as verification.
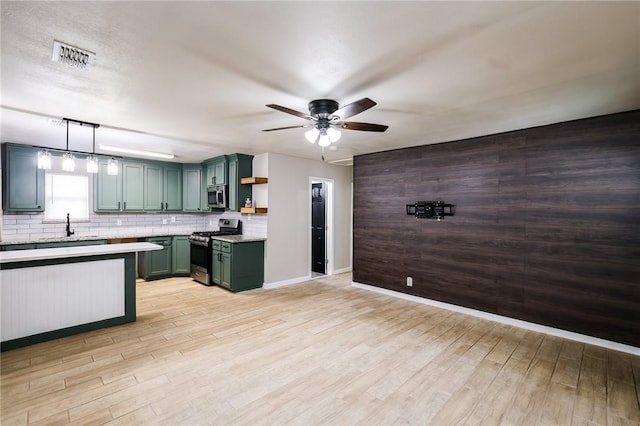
[0,243,37,251]
[139,236,173,280]
[211,239,264,292]
[172,236,191,275]
[0,240,106,251]
[139,235,190,280]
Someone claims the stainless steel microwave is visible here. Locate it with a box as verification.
[207,184,227,209]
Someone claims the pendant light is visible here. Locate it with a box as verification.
[85,124,99,174]
[107,157,118,175]
[37,149,52,170]
[61,120,76,172]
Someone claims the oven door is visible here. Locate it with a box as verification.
[190,240,212,285]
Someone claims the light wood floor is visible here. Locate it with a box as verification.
[2,273,639,425]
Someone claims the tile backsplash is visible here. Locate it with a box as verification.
[1,210,267,242]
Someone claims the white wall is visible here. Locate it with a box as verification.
[260,152,352,284]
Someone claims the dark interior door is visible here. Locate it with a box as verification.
[311,183,325,275]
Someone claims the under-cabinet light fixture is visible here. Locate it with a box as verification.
[99,144,175,160]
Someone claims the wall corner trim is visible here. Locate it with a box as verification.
[352,281,640,356]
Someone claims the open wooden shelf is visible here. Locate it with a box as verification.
[240,207,268,214]
[240,177,268,185]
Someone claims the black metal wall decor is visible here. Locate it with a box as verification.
[406,201,454,220]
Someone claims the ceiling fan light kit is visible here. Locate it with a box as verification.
[264,97,388,158]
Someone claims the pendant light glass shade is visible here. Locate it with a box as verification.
[86,155,99,174]
[37,150,52,170]
[107,158,118,175]
[305,127,320,143]
[62,152,76,172]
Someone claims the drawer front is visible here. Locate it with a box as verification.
[221,242,232,253]
[212,240,222,250]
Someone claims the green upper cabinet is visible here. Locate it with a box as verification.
[122,161,145,211]
[227,153,253,212]
[183,164,203,212]
[94,159,122,211]
[164,165,182,211]
[95,158,185,212]
[1,143,45,212]
[203,155,227,186]
[144,163,163,210]
[144,162,182,212]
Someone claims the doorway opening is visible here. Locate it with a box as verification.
[310,178,333,278]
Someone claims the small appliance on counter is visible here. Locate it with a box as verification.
[188,219,241,285]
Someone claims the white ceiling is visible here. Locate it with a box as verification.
[1,1,639,164]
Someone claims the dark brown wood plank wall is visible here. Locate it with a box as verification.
[353,110,640,347]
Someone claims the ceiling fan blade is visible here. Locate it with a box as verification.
[262,124,310,132]
[266,104,313,120]
[338,121,389,132]
[333,98,377,120]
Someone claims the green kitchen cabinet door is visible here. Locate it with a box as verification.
[220,252,232,289]
[94,159,122,211]
[227,153,253,211]
[213,158,227,185]
[164,165,183,211]
[203,155,227,186]
[143,163,163,211]
[211,250,221,286]
[2,143,45,212]
[182,164,203,212]
[172,236,190,275]
[139,236,173,280]
[122,162,145,211]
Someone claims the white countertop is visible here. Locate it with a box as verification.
[212,235,266,243]
[0,243,162,264]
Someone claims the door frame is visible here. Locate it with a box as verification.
[309,177,334,276]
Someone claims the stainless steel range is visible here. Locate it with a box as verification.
[189,219,242,285]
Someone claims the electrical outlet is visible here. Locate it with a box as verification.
[171,216,176,223]
[162,219,168,225]
[117,220,122,226]
[406,277,413,287]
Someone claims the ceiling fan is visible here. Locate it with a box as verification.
[262,98,389,149]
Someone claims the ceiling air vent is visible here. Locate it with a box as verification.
[51,40,95,70]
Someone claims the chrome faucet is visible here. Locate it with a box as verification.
[66,213,75,237]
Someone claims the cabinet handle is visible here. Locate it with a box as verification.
[165,202,168,210]
[118,201,121,210]
[123,201,126,210]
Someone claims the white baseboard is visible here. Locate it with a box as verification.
[264,268,353,289]
[263,275,311,289]
[352,281,640,356]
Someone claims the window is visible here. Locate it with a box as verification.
[44,173,90,220]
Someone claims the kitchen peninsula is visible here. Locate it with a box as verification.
[0,242,162,351]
